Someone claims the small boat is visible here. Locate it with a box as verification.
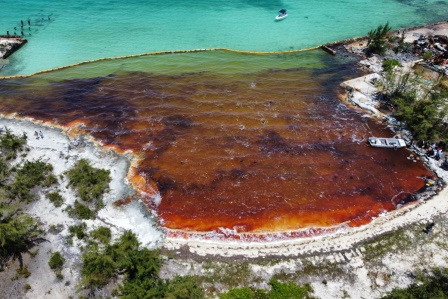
[276,9,288,21]
[368,136,406,149]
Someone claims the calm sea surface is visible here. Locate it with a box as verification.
[0,0,441,239]
[1,0,448,75]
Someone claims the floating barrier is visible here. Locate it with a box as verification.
[0,44,334,80]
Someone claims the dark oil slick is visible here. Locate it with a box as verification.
[0,53,433,239]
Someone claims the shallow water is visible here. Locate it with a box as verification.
[0,51,433,238]
[1,0,448,75]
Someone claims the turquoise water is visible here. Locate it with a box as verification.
[1,0,448,75]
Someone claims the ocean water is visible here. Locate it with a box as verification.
[0,0,440,239]
[1,0,448,75]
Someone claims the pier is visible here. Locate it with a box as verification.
[0,36,27,59]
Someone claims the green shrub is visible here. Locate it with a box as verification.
[8,160,56,202]
[367,22,392,56]
[90,226,111,244]
[81,250,117,288]
[383,268,448,298]
[220,287,267,299]
[56,272,64,280]
[0,128,27,160]
[220,280,314,299]
[68,222,87,240]
[380,71,448,144]
[47,192,64,207]
[382,59,400,72]
[423,51,432,60]
[164,275,205,299]
[67,200,94,220]
[16,265,31,278]
[43,174,58,187]
[48,252,65,270]
[268,280,314,299]
[0,202,42,271]
[65,159,111,203]
[0,157,9,184]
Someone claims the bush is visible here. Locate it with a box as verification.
[220,287,267,299]
[383,268,448,298]
[68,222,87,240]
[164,275,205,299]
[65,159,111,203]
[90,226,111,244]
[67,200,95,220]
[367,22,392,55]
[423,51,432,60]
[48,251,65,270]
[47,192,64,207]
[16,265,31,278]
[268,280,314,299]
[82,250,117,288]
[382,59,400,73]
[379,71,448,144]
[0,202,43,270]
[0,128,27,160]
[220,280,314,299]
[8,160,56,202]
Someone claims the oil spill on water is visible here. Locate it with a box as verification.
[0,59,433,240]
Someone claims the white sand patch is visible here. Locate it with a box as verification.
[0,116,163,298]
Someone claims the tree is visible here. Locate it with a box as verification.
[367,22,392,55]
[0,203,43,270]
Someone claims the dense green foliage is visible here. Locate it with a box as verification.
[0,202,43,270]
[220,287,269,299]
[65,159,111,203]
[90,226,111,244]
[79,230,204,298]
[380,70,448,144]
[48,251,65,270]
[367,22,392,55]
[0,128,27,160]
[219,280,314,299]
[0,129,47,270]
[47,191,64,207]
[65,159,111,219]
[66,200,95,219]
[7,160,57,202]
[383,268,448,298]
[69,222,87,240]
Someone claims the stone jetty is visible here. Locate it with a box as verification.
[0,36,27,59]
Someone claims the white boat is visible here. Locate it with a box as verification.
[368,137,406,149]
[275,9,288,21]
